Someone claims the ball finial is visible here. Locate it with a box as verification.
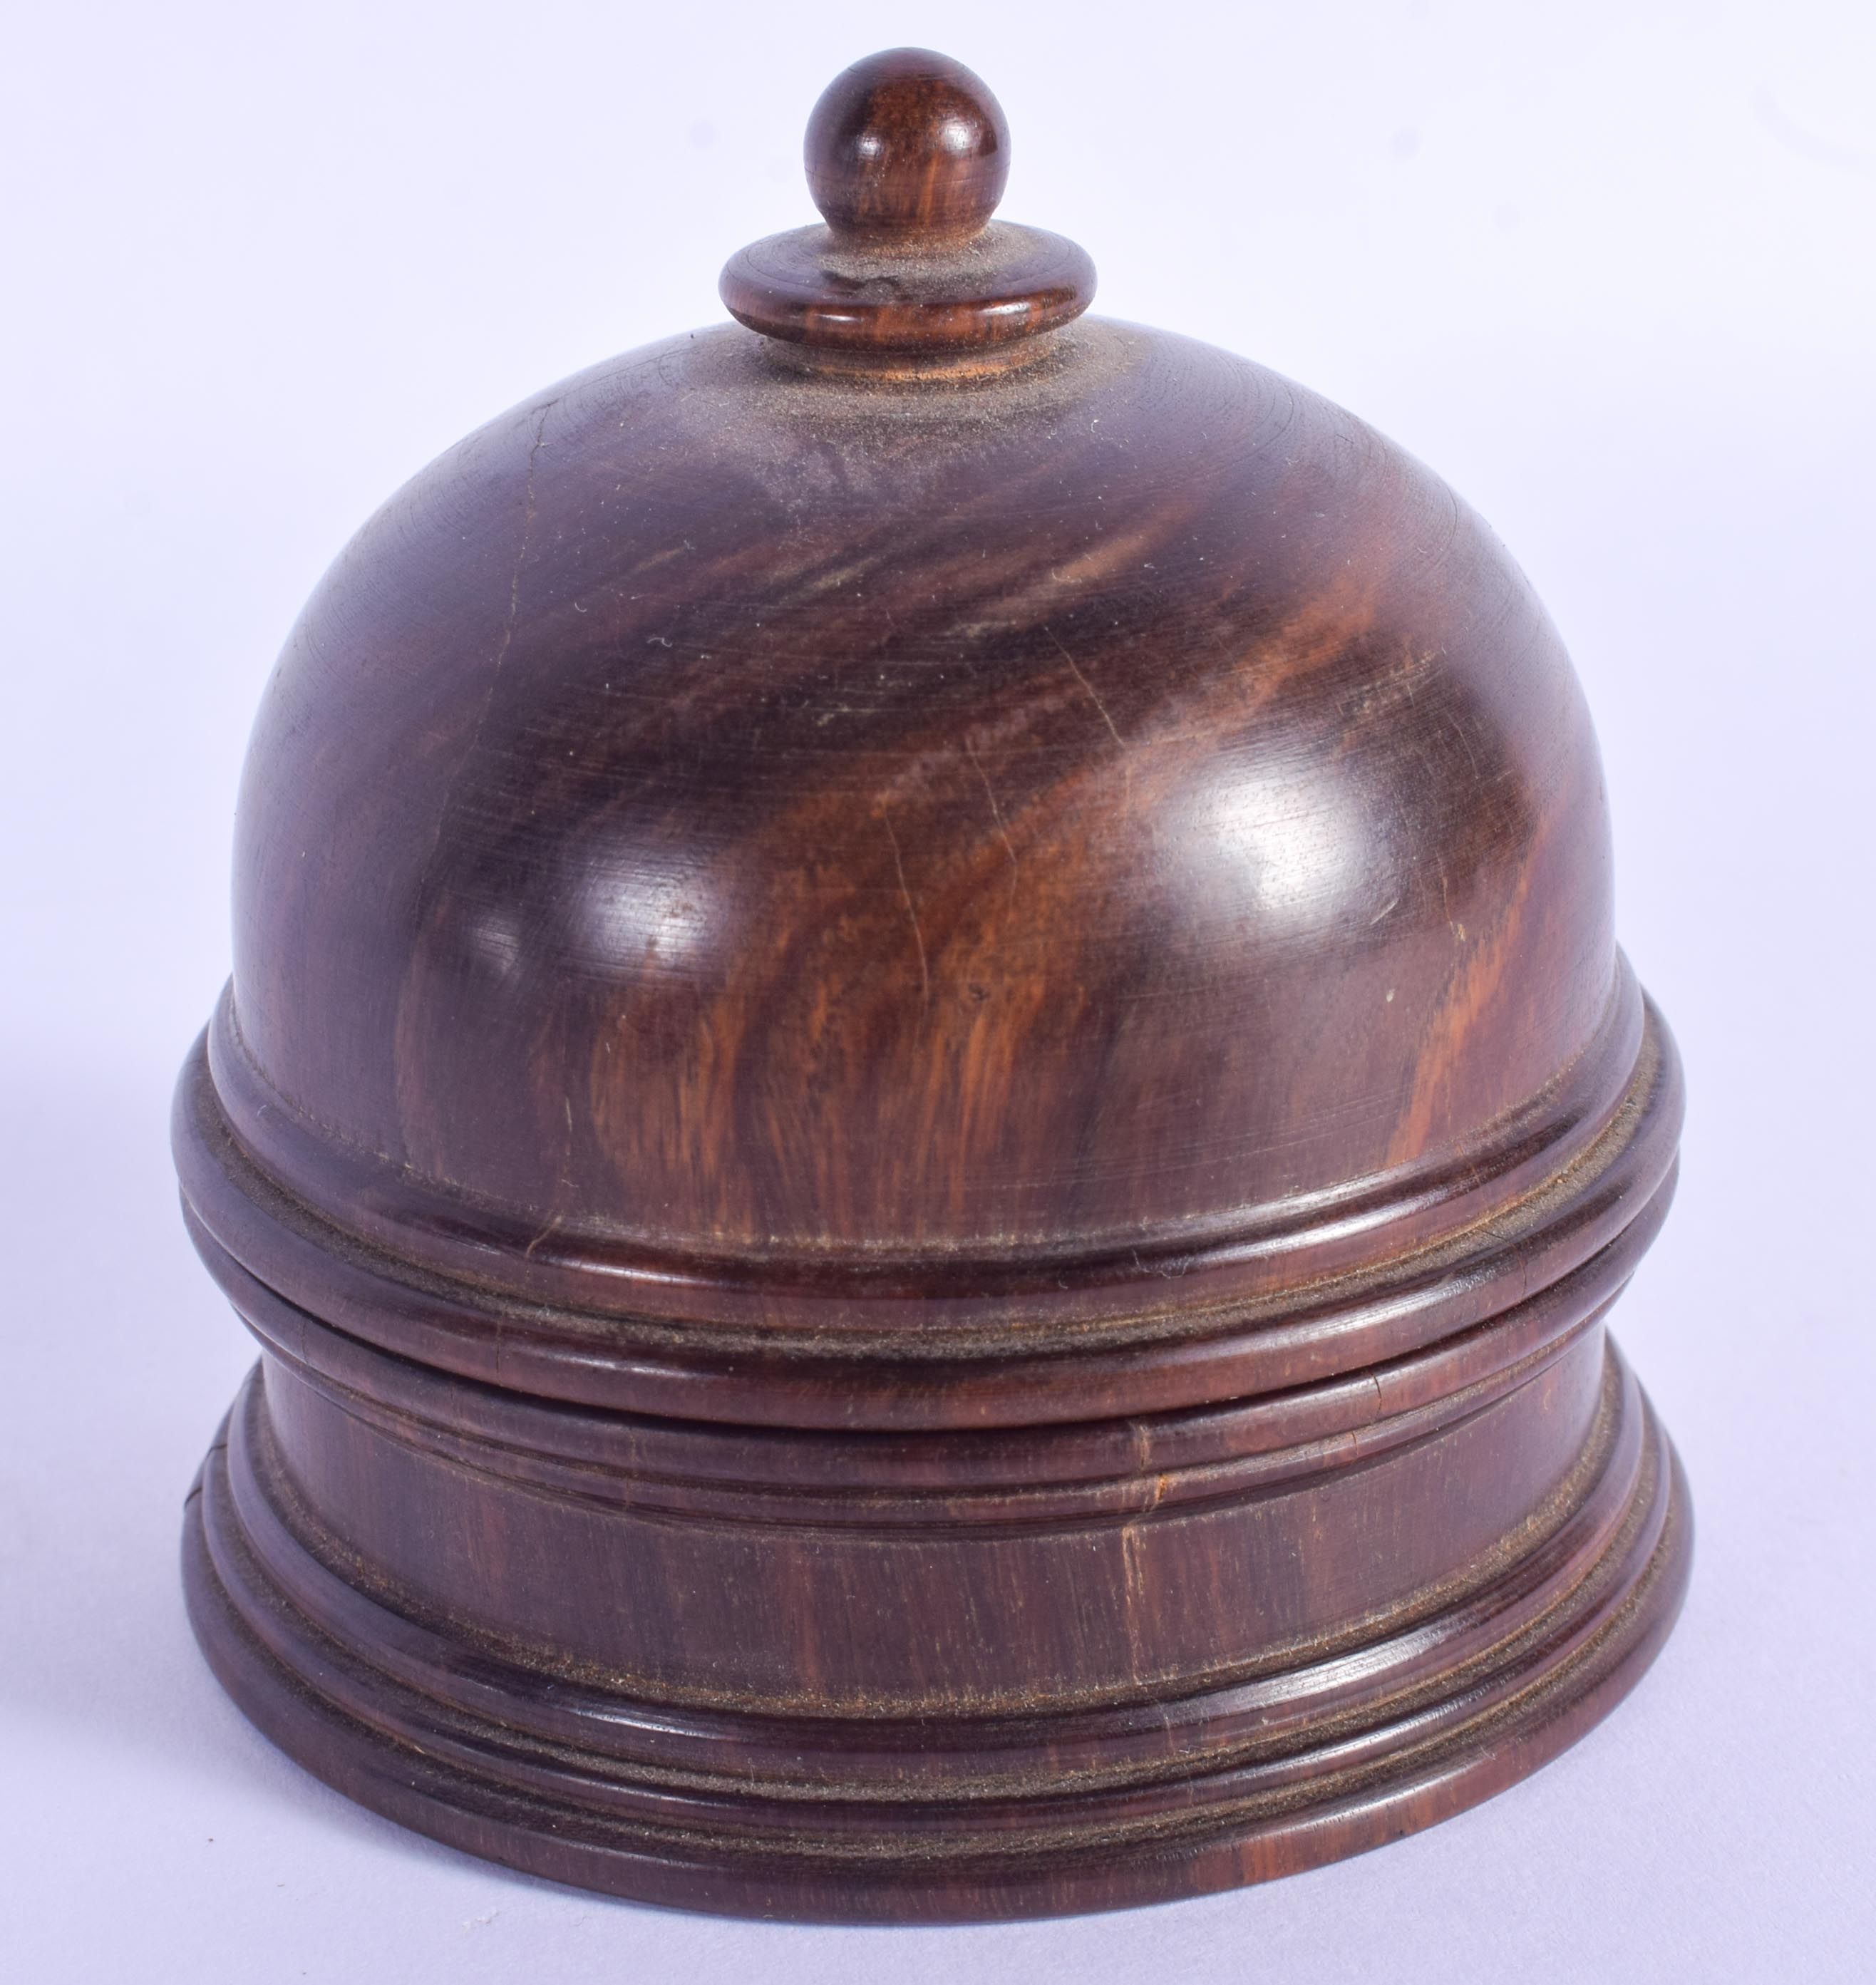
[805,49,1010,242]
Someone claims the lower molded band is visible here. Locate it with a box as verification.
[182,1344,1690,1921]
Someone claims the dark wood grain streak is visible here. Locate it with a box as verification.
[177,46,1691,1920]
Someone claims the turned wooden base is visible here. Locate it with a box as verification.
[183,1348,1689,1924]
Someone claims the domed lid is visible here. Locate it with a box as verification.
[177,50,1681,1429]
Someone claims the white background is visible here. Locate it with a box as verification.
[4,1,1872,1978]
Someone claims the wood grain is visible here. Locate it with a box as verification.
[175,46,1692,1921]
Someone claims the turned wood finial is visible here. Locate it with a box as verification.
[721,48,1091,355]
[804,48,1010,242]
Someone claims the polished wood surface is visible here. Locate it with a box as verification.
[805,48,1009,239]
[178,47,1691,1921]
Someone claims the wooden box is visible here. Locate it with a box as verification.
[177,48,1691,1922]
